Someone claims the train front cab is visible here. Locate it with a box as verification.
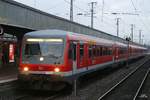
[18,37,74,88]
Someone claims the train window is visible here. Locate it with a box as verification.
[120,48,126,54]
[25,44,41,55]
[108,48,112,55]
[107,48,108,55]
[25,39,64,57]
[120,48,122,54]
[121,48,124,54]
[106,47,108,55]
[80,44,84,59]
[102,47,104,56]
[96,46,99,57]
[102,47,106,56]
[110,48,113,55]
[93,45,96,57]
[100,47,103,56]
[107,48,110,55]
[123,48,124,53]
[102,47,111,56]
[88,46,92,58]
[92,45,94,57]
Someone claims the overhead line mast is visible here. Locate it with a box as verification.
[139,30,142,44]
[131,24,135,42]
[70,0,73,21]
[89,2,97,28]
[116,18,120,37]
[101,0,104,22]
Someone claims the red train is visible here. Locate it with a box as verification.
[18,29,147,90]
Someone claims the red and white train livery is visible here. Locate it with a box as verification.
[18,29,147,88]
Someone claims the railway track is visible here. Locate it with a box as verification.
[97,57,150,100]
[134,68,150,100]
[15,86,71,100]
[0,56,148,100]
[15,94,60,100]
[51,56,148,100]
[15,90,59,100]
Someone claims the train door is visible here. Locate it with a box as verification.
[72,42,77,74]
[112,46,115,62]
[115,47,119,61]
[84,43,88,68]
[79,43,84,68]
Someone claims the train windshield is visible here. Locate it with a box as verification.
[22,38,64,64]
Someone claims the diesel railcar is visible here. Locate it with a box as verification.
[18,29,147,90]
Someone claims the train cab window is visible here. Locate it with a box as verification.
[88,46,92,58]
[25,44,41,55]
[80,44,84,59]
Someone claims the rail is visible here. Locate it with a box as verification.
[133,68,150,100]
[97,57,150,100]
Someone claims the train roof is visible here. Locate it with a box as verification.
[24,29,147,49]
[24,29,67,38]
[24,29,114,46]
[130,44,147,50]
[67,32,114,46]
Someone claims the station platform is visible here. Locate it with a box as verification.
[0,64,18,84]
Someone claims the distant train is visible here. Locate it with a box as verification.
[18,29,147,90]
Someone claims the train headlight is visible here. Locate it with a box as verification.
[23,66,29,71]
[54,68,60,72]
[40,57,44,61]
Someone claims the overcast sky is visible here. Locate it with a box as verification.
[14,0,150,45]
